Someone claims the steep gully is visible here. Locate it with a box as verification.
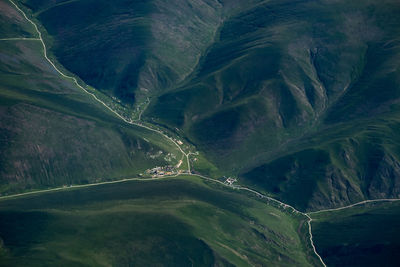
[5,1,400,266]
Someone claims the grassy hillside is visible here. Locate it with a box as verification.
[149,0,400,160]
[0,176,320,266]
[0,2,182,195]
[310,201,400,266]
[145,0,400,210]
[242,111,400,211]
[0,0,36,38]
[14,0,400,211]
[18,0,258,106]
[2,1,400,265]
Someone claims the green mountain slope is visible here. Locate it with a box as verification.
[0,0,35,38]
[310,201,400,266]
[18,0,258,105]
[0,0,182,195]
[0,176,320,266]
[242,115,400,211]
[147,0,400,211]
[1,0,400,265]
[13,0,400,211]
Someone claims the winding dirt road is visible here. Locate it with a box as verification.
[7,1,400,266]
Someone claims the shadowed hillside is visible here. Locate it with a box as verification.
[147,0,400,210]
[2,0,400,265]
[311,201,400,266]
[10,0,400,210]
[19,0,259,105]
[0,0,182,194]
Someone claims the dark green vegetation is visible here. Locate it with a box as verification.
[0,0,182,195]
[0,0,36,38]
[2,0,400,265]
[0,176,319,266]
[150,0,400,211]
[19,0,257,105]
[151,0,400,211]
[311,201,400,266]
[17,0,400,211]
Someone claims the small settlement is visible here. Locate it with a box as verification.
[145,165,189,177]
[224,177,237,186]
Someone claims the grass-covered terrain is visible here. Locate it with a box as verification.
[236,0,400,211]
[242,111,400,211]
[18,0,257,105]
[0,0,36,38]
[146,0,400,211]
[310,201,400,266]
[148,0,400,211]
[0,0,183,195]
[148,0,400,162]
[15,0,400,212]
[0,176,320,266]
[2,0,400,265]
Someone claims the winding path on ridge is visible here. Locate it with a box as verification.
[5,1,400,266]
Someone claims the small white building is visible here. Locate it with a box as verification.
[225,177,237,186]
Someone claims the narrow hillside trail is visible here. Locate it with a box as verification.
[0,37,40,41]
[0,176,167,200]
[6,1,400,266]
[307,198,400,215]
